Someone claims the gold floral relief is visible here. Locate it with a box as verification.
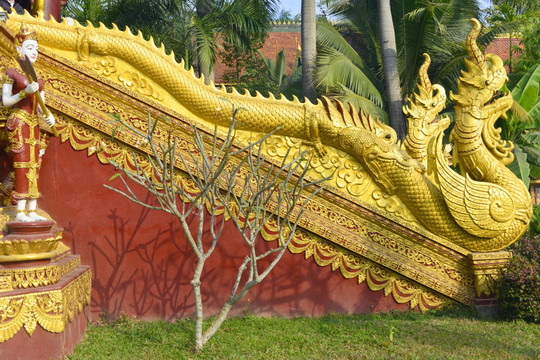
[238,131,416,224]
[0,257,80,291]
[0,269,91,343]
[88,56,117,77]
[118,71,164,101]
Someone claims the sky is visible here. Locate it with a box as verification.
[278,1,302,16]
[278,0,493,17]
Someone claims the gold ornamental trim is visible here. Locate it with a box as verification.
[0,256,80,292]
[35,70,475,304]
[49,111,455,310]
[263,224,450,311]
[0,207,62,260]
[468,251,512,297]
[0,269,91,343]
[0,234,60,253]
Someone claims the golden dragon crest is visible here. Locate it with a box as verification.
[1,15,532,252]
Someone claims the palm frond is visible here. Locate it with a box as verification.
[510,99,534,124]
[317,46,384,107]
[335,83,388,124]
[316,22,384,96]
[191,15,218,75]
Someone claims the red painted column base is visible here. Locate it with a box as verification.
[0,255,91,359]
[0,303,89,360]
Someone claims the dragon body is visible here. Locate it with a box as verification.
[5,15,531,252]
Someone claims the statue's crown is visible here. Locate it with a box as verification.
[15,22,38,47]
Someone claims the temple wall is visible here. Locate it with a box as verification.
[38,138,408,321]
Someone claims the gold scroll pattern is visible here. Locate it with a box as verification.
[81,56,164,101]
[53,115,454,310]
[0,269,91,343]
[298,198,473,294]
[118,71,165,101]
[0,256,80,292]
[236,132,419,225]
[365,231,472,285]
[261,221,448,311]
[44,75,198,173]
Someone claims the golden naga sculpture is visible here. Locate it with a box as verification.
[402,53,449,172]
[1,15,531,253]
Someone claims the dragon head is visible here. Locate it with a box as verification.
[403,54,450,163]
[451,19,515,164]
[451,19,509,108]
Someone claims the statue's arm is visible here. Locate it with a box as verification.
[2,79,39,107]
[2,82,20,107]
[37,90,46,112]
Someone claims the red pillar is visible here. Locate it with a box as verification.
[42,0,65,21]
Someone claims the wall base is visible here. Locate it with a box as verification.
[0,246,92,359]
[0,302,89,360]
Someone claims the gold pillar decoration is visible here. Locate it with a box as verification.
[0,19,92,347]
[0,270,91,342]
[468,251,512,298]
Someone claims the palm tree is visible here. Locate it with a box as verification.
[63,0,279,82]
[316,0,483,129]
[302,0,317,102]
[486,0,540,74]
[377,0,404,137]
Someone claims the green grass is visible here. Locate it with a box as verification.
[69,308,540,359]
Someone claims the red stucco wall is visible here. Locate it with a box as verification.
[214,24,301,84]
[38,137,407,321]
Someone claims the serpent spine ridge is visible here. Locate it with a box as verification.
[7,15,531,252]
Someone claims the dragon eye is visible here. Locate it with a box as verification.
[485,80,490,85]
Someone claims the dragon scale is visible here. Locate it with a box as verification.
[6,15,531,252]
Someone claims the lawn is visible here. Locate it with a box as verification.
[69,308,539,359]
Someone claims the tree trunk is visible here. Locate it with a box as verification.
[509,32,513,74]
[377,0,406,138]
[301,0,317,103]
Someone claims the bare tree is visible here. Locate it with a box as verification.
[105,110,323,352]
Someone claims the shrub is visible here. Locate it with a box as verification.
[529,204,540,237]
[496,235,540,323]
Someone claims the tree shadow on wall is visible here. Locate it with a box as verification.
[89,195,199,321]
[131,219,200,321]
[210,239,354,317]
